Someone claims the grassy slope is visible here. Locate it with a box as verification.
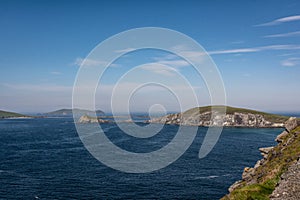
[183,106,289,123]
[0,110,27,118]
[222,126,300,200]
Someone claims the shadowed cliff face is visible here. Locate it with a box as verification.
[147,111,285,128]
[222,117,300,200]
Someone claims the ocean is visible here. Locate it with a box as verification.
[0,118,281,199]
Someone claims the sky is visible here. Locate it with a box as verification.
[0,0,300,113]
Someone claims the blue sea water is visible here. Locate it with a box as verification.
[0,118,281,199]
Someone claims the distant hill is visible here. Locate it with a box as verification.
[44,108,105,117]
[0,110,29,118]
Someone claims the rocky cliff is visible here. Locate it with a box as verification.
[222,117,300,200]
[147,106,287,128]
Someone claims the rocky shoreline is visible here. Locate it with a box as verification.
[222,117,300,200]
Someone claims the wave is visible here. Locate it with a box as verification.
[194,174,231,180]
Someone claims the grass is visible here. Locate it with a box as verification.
[183,105,289,123]
[222,126,300,200]
[223,176,280,200]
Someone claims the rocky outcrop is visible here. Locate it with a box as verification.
[275,130,289,143]
[147,111,285,128]
[285,117,298,132]
[259,147,274,159]
[270,158,300,200]
[78,115,109,123]
[222,117,300,200]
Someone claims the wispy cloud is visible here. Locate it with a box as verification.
[209,48,259,55]
[264,31,300,38]
[209,44,300,55]
[73,57,119,68]
[115,48,137,53]
[74,57,108,67]
[278,52,300,57]
[141,63,178,76]
[255,15,300,26]
[158,60,190,67]
[281,57,300,67]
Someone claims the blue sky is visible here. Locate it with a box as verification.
[0,0,300,113]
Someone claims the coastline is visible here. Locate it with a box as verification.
[222,117,300,199]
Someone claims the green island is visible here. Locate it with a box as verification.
[0,110,29,119]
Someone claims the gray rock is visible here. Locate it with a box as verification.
[270,161,300,200]
[228,180,243,193]
[285,117,298,132]
[242,167,255,182]
[254,159,263,169]
[259,147,274,159]
[276,131,289,143]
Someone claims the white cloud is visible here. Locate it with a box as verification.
[281,57,300,67]
[209,48,260,55]
[152,51,201,68]
[264,31,300,38]
[255,15,300,26]
[209,44,300,55]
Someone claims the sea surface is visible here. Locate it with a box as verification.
[0,118,282,199]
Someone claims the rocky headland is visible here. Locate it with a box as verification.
[146,106,288,128]
[222,117,300,200]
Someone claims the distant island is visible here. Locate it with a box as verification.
[77,105,292,128]
[146,106,289,128]
[0,108,105,119]
[0,110,31,119]
[43,108,105,117]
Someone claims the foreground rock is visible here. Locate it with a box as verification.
[147,106,287,128]
[222,117,300,200]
